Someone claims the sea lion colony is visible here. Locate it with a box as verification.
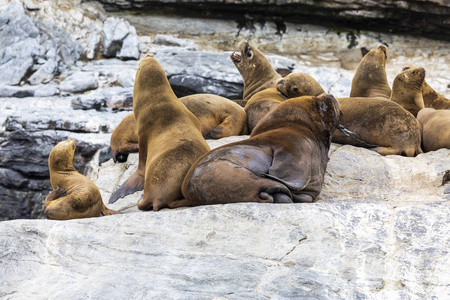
[44,40,450,220]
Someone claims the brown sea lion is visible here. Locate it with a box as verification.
[244,88,286,133]
[402,65,450,109]
[332,97,423,156]
[110,95,247,163]
[276,72,325,98]
[109,55,210,211]
[417,108,450,152]
[182,94,341,205]
[390,66,426,117]
[110,113,139,163]
[230,40,282,101]
[45,139,118,220]
[350,45,391,99]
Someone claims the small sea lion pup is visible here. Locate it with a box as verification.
[402,65,450,109]
[390,66,426,117]
[110,95,247,163]
[182,94,341,205]
[230,39,282,101]
[276,72,325,98]
[45,139,118,220]
[109,55,210,210]
[350,44,391,99]
[417,108,450,152]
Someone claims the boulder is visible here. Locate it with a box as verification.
[101,17,140,59]
[59,72,98,94]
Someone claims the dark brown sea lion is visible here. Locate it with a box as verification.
[182,94,341,205]
[350,45,391,99]
[402,65,450,109]
[276,72,325,98]
[244,88,286,133]
[417,108,450,152]
[109,55,210,211]
[110,95,247,163]
[230,40,282,101]
[45,139,118,220]
[390,66,426,117]
[332,97,423,156]
[110,113,139,163]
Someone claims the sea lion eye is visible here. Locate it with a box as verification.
[293,87,298,93]
[55,159,61,165]
[247,51,252,58]
[412,70,416,74]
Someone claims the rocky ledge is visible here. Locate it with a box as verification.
[1,137,449,298]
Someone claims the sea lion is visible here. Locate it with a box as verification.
[45,139,118,220]
[332,97,423,156]
[110,113,139,163]
[390,66,426,117]
[350,45,391,99]
[182,94,341,205]
[110,95,247,163]
[402,65,450,109]
[109,55,210,211]
[417,108,450,152]
[230,40,282,101]
[244,88,286,133]
[276,72,325,98]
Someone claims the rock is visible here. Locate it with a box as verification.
[28,59,58,85]
[154,34,198,49]
[59,72,98,94]
[71,94,107,111]
[93,0,450,41]
[101,17,140,59]
[0,200,449,298]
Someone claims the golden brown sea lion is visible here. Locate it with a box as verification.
[244,88,286,133]
[402,65,450,109]
[350,45,391,99]
[45,139,118,220]
[390,66,426,117]
[417,108,450,152]
[109,55,210,211]
[230,40,282,101]
[332,97,423,156]
[110,95,247,163]
[110,113,139,163]
[182,94,341,205]
[276,72,325,98]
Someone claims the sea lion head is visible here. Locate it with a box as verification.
[276,72,325,98]
[395,66,426,92]
[135,55,168,93]
[230,40,266,77]
[48,139,76,172]
[365,44,388,67]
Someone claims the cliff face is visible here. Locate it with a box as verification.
[92,0,450,41]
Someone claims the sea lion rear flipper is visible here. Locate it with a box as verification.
[266,142,313,191]
[101,203,120,216]
[444,185,450,194]
[108,171,144,203]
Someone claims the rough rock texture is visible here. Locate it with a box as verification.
[93,0,450,41]
[0,138,449,298]
[101,17,140,59]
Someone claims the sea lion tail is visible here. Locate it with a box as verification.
[108,171,144,203]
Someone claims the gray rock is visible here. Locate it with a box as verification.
[71,93,107,111]
[0,85,35,98]
[117,27,140,60]
[34,84,59,97]
[28,59,58,85]
[0,57,34,86]
[154,34,198,49]
[59,72,98,93]
[0,201,448,298]
[101,17,139,59]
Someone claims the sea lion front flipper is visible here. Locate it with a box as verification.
[266,141,313,192]
[108,170,144,203]
[45,186,67,202]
